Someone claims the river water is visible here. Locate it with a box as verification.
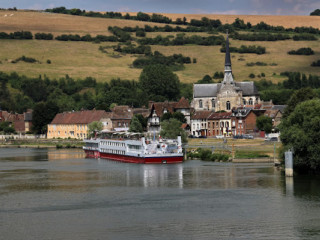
[1,148,320,240]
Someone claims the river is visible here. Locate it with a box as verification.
[1,148,320,240]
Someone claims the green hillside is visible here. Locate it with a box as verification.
[0,10,319,83]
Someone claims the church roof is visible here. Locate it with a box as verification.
[235,82,259,96]
[194,81,259,98]
[193,83,221,98]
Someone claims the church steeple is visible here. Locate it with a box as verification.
[222,30,234,85]
[224,30,232,73]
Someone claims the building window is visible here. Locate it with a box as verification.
[199,100,203,108]
[221,122,224,127]
[211,99,215,108]
[208,122,211,128]
[226,122,229,128]
[249,98,253,105]
[226,101,231,110]
[243,99,246,105]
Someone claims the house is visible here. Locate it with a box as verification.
[147,97,191,133]
[191,33,260,112]
[109,105,149,131]
[207,112,232,137]
[264,105,286,130]
[231,107,265,135]
[0,109,33,133]
[190,110,212,137]
[47,110,109,139]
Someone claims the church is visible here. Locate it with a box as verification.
[191,33,260,112]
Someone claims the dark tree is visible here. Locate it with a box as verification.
[139,64,180,101]
[310,9,320,16]
[280,99,320,173]
[283,88,318,118]
[256,115,273,133]
[32,101,59,134]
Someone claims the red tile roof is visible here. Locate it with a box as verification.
[208,112,232,120]
[192,110,212,120]
[50,110,108,124]
[175,97,190,109]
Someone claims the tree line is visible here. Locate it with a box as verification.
[0,65,193,134]
[44,7,320,35]
[220,44,266,54]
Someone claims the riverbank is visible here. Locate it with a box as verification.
[0,138,84,149]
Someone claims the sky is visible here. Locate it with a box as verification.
[1,0,320,15]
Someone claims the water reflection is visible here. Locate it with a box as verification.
[1,148,320,240]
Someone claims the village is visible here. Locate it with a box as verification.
[1,35,285,142]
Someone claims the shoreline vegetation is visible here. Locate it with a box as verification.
[0,137,282,163]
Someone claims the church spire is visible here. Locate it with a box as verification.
[225,30,231,68]
[222,30,234,85]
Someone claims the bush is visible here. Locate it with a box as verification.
[288,47,314,55]
[311,60,320,67]
[249,73,255,78]
[292,34,317,41]
[35,33,53,40]
[12,56,39,64]
[47,59,51,64]
[136,29,146,37]
[221,45,266,54]
[188,148,230,162]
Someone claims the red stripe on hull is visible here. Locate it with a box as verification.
[85,150,183,164]
[84,150,100,159]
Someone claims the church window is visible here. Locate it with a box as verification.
[249,98,253,105]
[199,100,203,108]
[243,99,246,105]
[211,99,215,108]
[226,101,231,110]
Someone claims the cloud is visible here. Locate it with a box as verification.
[210,10,242,15]
[27,4,42,10]
[117,6,132,12]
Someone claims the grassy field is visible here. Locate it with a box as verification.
[128,12,320,29]
[0,10,319,82]
[188,137,281,159]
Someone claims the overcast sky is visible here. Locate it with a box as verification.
[1,0,320,15]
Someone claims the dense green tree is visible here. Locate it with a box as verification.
[135,114,148,130]
[160,112,172,122]
[88,121,103,137]
[280,99,320,173]
[283,88,318,118]
[310,9,320,16]
[129,115,143,133]
[172,112,187,123]
[160,118,187,143]
[139,64,180,101]
[197,75,214,84]
[32,101,59,134]
[0,121,15,134]
[256,115,273,133]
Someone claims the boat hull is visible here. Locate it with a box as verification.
[84,150,183,164]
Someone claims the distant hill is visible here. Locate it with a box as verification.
[0,10,319,83]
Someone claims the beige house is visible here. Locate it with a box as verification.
[47,110,109,139]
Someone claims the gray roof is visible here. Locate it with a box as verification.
[235,82,259,96]
[194,81,259,98]
[272,105,287,113]
[194,83,221,98]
